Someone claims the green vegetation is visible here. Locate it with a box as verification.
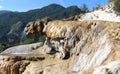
[80,4,89,13]
[109,0,114,2]
[22,38,35,44]
[114,0,120,14]
[106,68,112,74]
[39,35,46,42]
[109,0,120,14]
[0,43,5,51]
[0,10,10,14]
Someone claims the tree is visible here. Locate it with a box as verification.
[80,4,89,13]
[113,0,120,14]
[109,0,115,2]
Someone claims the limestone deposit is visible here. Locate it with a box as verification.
[23,20,120,74]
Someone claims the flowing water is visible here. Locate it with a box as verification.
[20,30,27,44]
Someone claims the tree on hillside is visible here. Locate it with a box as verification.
[109,0,114,2]
[109,0,120,14]
[80,4,89,13]
[92,4,101,11]
[114,0,120,14]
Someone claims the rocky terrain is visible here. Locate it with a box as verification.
[0,2,120,74]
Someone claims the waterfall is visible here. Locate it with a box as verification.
[20,30,27,44]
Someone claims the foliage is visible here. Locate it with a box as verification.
[109,0,114,2]
[0,10,10,15]
[21,38,35,44]
[0,43,5,51]
[51,6,81,19]
[109,0,120,14]
[113,0,120,14]
[80,4,89,13]
[39,35,46,42]
[106,68,112,74]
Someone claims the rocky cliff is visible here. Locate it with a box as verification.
[0,2,120,74]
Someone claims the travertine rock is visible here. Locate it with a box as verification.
[25,17,51,35]
[24,20,44,35]
[24,19,120,60]
[1,20,120,74]
[93,60,120,74]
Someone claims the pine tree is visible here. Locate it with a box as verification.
[80,4,89,13]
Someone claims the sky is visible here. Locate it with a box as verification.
[0,0,109,12]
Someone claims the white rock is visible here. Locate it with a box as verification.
[93,60,120,74]
[79,2,120,22]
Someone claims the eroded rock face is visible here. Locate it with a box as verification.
[29,20,120,72]
[3,19,119,74]
[24,19,120,60]
[41,20,88,59]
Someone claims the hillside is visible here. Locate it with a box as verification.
[0,4,82,49]
[0,10,10,14]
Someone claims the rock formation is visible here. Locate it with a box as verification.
[24,17,51,35]
[24,20,44,35]
[1,21,120,74]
